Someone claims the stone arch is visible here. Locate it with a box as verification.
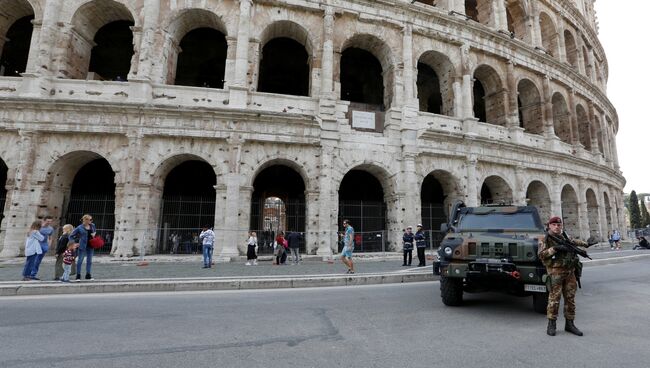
[539,11,559,58]
[586,188,599,240]
[0,0,35,76]
[420,169,461,230]
[465,1,492,25]
[249,158,313,194]
[68,0,136,80]
[526,180,551,222]
[576,104,592,150]
[561,184,579,233]
[416,50,456,116]
[517,78,543,135]
[564,29,579,69]
[603,191,613,231]
[552,92,571,143]
[506,0,528,41]
[480,175,513,205]
[257,21,313,96]
[165,8,228,87]
[339,33,395,109]
[151,153,219,193]
[473,64,507,126]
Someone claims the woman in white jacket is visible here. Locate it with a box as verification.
[22,220,44,281]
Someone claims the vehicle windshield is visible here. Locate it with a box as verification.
[457,212,541,231]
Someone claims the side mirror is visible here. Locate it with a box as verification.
[440,223,448,233]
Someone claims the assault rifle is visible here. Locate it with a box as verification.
[547,231,595,260]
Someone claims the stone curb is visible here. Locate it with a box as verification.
[0,271,435,297]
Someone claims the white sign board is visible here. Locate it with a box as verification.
[351,110,376,130]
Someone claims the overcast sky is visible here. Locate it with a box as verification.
[594,1,650,194]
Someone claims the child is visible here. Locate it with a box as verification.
[22,221,44,281]
[61,242,79,283]
[54,224,74,280]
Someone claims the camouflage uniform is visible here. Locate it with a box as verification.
[538,233,587,320]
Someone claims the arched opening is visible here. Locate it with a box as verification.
[473,65,506,126]
[174,28,227,88]
[564,30,579,69]
[517,79,543,134]
[159,160,216,254]
[506,0,527,41]
[465,0,479,22]
[576,104,592,150]
[0,159,7,229]
[526,181,551,222]
[70,0,135,80]
[539,12,558,58]
[603,192,612,231]
[417,51,455,116]
[586,189,599,240]
[339,170,386,252]
[561,185,579,235]
[258,37,310,96]
[421,171,459,249]
[480,176,513,205]
[340,47,384,107]
[0,14,34,76]
[552,92,572,144]
[594,115,604,154]
[63,159,116,254]
[250,165,306,255]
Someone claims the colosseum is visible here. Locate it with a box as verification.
[0,0,625,259]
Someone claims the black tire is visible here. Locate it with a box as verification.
[532,292,549,314]
[440,276,463,306]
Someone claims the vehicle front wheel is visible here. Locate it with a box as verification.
[532,292,549,314]
[440,276,463,306]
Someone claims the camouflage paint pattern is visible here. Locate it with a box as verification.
[546,268,577,320]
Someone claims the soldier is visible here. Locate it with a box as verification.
[538,216,587,337]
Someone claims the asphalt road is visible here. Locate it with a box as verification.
[1,259,649,368]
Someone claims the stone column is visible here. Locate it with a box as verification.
[529,2,542,47]
[567,89,579,146]
[611,127,620,170]
[600,111,611,162]
[513,166,527,206]
[541,75,555,138]
[320,5,335,99]
[465,155,478,207]
[304,190,320,255]
[32,0,62,76]
[459,44,476,131]
[550,173,562,218]
[216,173,245,260]
[24,19,42,74]
[0,130,39,257]
[596,183,608,242]
[134,0,160,81]
[577,179,589,240]
[236,185,253,255]
[385,193,405,251]
[556,20,567,64]
[229,0,252,107]
[402,23,416,105]
[587,102,599,154]
[315,143,336,259]
[492,0,508,30]
[401,154,419,234]
[505,60,519,129]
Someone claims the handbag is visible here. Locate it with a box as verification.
[88,235,105,249]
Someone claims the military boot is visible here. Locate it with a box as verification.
[565,320,583,336]
[546,319,556,336]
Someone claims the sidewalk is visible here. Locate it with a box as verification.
[0,242,647,297]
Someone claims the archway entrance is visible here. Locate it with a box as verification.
[338,170,386,252]
[175,27,227,88]
[63,159,116,254]
[0,14,33,76]
[480,176,513,205]
[258,37,310,96]
[526,181,551,222]
[250,165,306,254]
[159,160,216,254]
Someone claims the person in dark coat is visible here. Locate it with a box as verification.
[286,231,302,264]
[402,226,414,266]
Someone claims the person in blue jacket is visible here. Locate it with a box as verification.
[402,226,414,266]
[69,214,96,282]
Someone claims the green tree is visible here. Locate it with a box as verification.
[629,190,642,229]
[640,196,650,227]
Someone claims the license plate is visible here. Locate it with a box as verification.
[524,284,547,293]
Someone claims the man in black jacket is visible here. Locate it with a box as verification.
[287,231,302,264]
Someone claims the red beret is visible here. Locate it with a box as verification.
[548,216,562,224]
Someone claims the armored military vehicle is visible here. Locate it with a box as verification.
[433,201,549,313]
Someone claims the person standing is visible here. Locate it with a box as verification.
[54,224,75,280]
[246,231,258,266]
[341,219,355,274]
[538,216,588,337]
[22,221,44,281]
[61,242,79,283]
[30,216,54,280]
[287,231,301,264]
[415,224,427,267]
[199,225,215,268]
[274,231,286,265]
[611,229,621,250]
[402,226,414,266]
[69,214,97,282]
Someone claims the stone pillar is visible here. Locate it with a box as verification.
[513,166,527,206]
[402,23,416,105]
[32,0,62,76]
[216,172,243,260]
[611,127,620,170]
[134,0,160,81]
[596,183,608,242]
[465,156,478,207]
[567,89,579,146]
[223,37,238,88]
[229,0,252,108]
[542,75,555,138]
[320,5,335,99]
[505,60,519,129]
[401,154,419,234]
[492,0,508,30]
[24,19,42,74]
[385,193,405,251]
[315,144,336,259]
[446,0,465,14]
[529,2,542,47]
[586,48,595,82]
[600,111,611,162]
[236,185,253,254]
[556,21,567,64]
[304,190,320,255]
[587,102,599,154]
[459,44,475,121]
[577,179,589,240]
[0,130,39,257]
[550,173,562,218]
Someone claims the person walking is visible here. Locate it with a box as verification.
[287,231,301,264]
[30,216,54,280]
[402,226,414,266]
[341,219,355,274]
[199,225,215,268]
[415,224,427,267]
[274,231,286,265]
[61,241,79,283]
[538,216,588,337]
[22,221,44,281]
[246,231,258,266]
[54,224,74,280]
[69,214,97,282]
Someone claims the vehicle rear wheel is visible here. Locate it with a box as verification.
[532,292,549,314]
[440,276,463,306]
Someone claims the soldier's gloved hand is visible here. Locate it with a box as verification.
[553,244,570,253]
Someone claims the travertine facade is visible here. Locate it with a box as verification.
[0,0,625,259]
